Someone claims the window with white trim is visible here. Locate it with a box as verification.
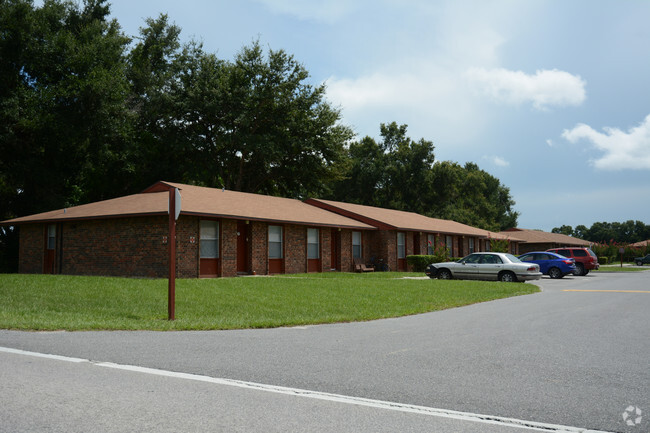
[47,224,56,250]
[200,220,219,258]
[352,231,362,259]
[468,238,475,254]
[269,225,283,259]
[307,228,319,259]
[427,234,435,255]
[397,232,406,259]
[446,235,453,256]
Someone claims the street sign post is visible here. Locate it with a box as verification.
[168,187,181,320]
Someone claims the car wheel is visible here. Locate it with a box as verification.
[637,260,643,266]
[573,263,585,276]
[499,271,516,282]
[438,269,452,280]
[548,267,563,279]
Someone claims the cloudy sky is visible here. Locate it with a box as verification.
[108,0,650,232]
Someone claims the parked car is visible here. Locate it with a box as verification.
[424,252,542,282]
[634,254,650,266]
[546,247,599,276]
[518,251,576,279]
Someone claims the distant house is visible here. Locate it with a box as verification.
[630,239,650,248]
[499,228,591,254]
[2,181,374,278]
[305,199,521,270]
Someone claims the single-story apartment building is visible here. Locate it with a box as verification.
[305,199,522,271]
[2,181,375,278]
[2,181,522,278]
[499,228,591,254]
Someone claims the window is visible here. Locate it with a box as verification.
[485,241,491,252]
[307,228,319,259]
[47,224,56,250]
[446,235,453,256]
[269,225,283,259]
[352,231,362,259]
[397,232,406,259]
[468,238,475,254]
[427,234,435,255]
[200,220,219,258]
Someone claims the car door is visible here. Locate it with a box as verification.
[454,254,480,279]
[477,254,504,280]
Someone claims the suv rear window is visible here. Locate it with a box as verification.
[587,249,597,257]
[573,249,588,257]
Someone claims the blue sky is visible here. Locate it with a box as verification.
[107,0,650,232]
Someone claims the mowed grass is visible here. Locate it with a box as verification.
[0,273,539,331]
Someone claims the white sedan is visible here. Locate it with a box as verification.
[425,252,542,282]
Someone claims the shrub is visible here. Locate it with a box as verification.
[406,255,436,272]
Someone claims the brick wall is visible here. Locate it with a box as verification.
[250,221,268,275]
[19,224,44,274]
[60,216,168,278]
[176,216,199,278]
[285,224,307,274]
[220,219,238,277]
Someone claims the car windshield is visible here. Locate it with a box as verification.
[505,254,522,263]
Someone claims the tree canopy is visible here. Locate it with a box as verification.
[552,221,650,244]
[329,122,519,232]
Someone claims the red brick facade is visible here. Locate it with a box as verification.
[17,216,370,278]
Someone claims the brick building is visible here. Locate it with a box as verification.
[305,199,521,271]
[499,228,591,254]
[2,181,522,278]
[3,181,374,278]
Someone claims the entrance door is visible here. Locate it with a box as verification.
[237,220,250,274]
[330,228,339,270]
[44,224,57,274]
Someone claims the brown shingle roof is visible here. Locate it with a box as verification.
[499,228,591,246]
[1,182,374,230]
[305,198,518,240]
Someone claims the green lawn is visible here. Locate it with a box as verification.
[0,273,539,331]
[594,265,649,272]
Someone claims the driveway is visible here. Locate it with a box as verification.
[1,271,648,432]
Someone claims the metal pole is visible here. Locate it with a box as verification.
[168,188,176,320]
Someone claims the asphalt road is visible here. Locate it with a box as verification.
[1,271,649,432]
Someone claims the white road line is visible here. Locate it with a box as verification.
[1,346,610,433]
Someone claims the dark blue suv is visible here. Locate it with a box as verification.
[518,251,576,279]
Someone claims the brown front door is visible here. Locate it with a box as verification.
[44,224,56,274]
[330,228,339,271]
[237,220,249,273]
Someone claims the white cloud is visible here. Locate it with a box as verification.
[562,114,650,170]
[466,68,586,110]
[546,139,554,147]
[254,0,358,23]
[483,155,510,167]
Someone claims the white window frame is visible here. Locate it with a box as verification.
[397,232,406,259]
[427,234,435,255]
[446,235,453,257]
[269,225,283,259]
[352,231,362,259]
[307,228,319,259]
[47,224,56,250]
[200,220,219,258]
